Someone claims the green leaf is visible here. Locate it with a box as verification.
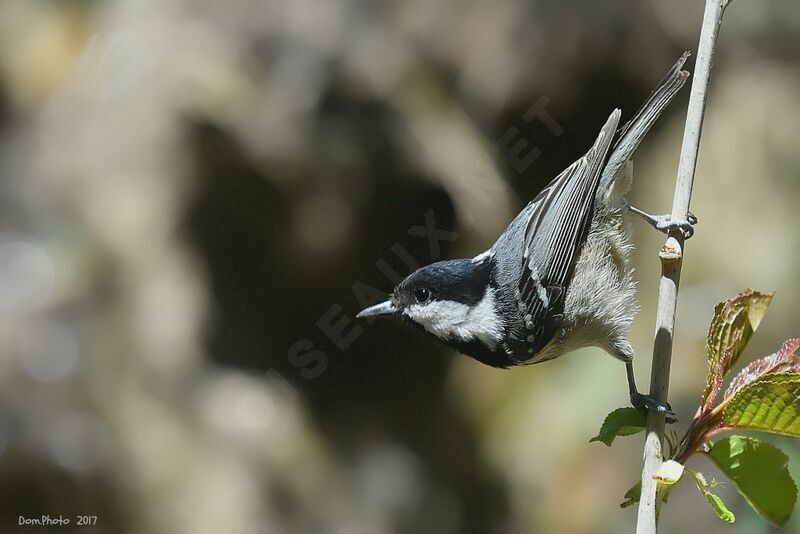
[590,407,646,446]
[723,374,800,437]
[705,290,773,392]
[653,460,685,485]
[703,491,736,523]
[707,435,797,527]
[690,469,735,523]
[620,481,641,509]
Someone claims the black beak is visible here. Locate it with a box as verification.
[356,301,398,319]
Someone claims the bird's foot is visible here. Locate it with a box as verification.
[627,204,697,239]
[631,392,678,424]
[650,212,697,239]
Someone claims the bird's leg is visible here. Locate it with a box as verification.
[626,362,677,423]
[625,202,697,239]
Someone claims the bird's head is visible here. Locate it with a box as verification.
[357,256,503,347]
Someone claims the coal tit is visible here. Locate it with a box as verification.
[358,54,694,418]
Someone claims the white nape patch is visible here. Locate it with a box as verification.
[404,288,503,347]
[471,249,494,264]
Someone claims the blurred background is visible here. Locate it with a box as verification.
[1,0,799,533]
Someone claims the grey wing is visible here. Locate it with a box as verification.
[510,109,621,361]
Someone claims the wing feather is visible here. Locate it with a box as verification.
[599,52,689,195]
[511,109,621,360]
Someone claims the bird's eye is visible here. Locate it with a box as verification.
[414,288,431,303]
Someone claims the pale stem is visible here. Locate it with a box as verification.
[635,0,732,532]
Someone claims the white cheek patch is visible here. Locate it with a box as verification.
[404,301,470,338]
[404,289,504,348]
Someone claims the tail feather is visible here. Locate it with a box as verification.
[599,52,690,194]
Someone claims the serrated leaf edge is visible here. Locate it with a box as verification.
[722,374,800,437]
[706,435,797,527]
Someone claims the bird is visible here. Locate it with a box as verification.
[357,53,694,419]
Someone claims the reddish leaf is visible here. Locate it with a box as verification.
[704,341,737,413]
[725,338,800,399]
[705,291,773,380]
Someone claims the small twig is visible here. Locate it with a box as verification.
[635,0,732,532]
